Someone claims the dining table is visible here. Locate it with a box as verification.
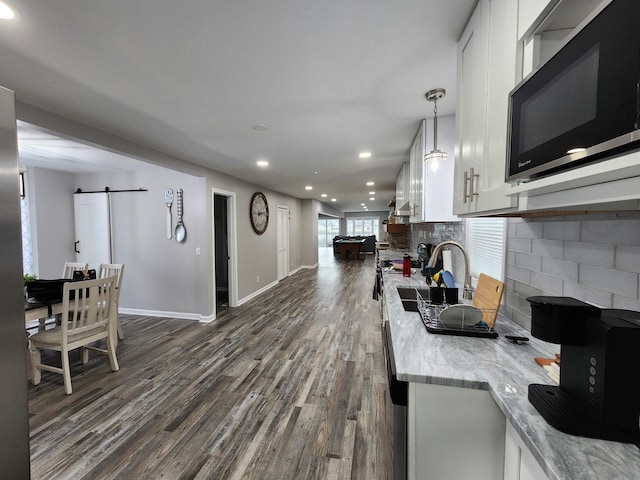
[334,238,367,260]
[24,298,63,327]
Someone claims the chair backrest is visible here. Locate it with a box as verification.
[61,275,117,343]
[98,263,125,301]
[62,261,89,279]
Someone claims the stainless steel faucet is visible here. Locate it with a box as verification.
[427,240,474,300]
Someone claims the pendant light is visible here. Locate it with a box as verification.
[424,88,447,174]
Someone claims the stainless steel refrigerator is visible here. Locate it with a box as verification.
[0,86,31,477]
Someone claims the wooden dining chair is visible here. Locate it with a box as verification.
[62,261,89,279]
[98,263,125,341]
[29,275,120,394]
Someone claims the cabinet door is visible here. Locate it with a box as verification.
[395,163,407,209]
[504,422,549,480]
[454,0,490,215]
[409,121,424,222]
[409,383,506,480]
[454,0,518,215]
[477,0,519,213]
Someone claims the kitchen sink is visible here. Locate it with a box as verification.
[396,287,430,312]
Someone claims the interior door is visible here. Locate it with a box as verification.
[277,205,289,280]
[214,194,229,313]
[73,192,112,269]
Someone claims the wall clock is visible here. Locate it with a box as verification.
[250,192,269,235]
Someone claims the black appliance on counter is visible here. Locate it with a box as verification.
[507,0,640,183]
[526,296,640,443]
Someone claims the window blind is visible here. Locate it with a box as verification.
[466,218,506,281]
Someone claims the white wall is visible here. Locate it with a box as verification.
[19,104,323,320]
[505,212,640,330]
[28,167,76,278]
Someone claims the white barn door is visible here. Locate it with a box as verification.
[73,192,112,270]
[277,205,289,280]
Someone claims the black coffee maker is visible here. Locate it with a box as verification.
[527,296,640,443]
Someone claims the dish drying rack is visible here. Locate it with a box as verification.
[416,290,499,338]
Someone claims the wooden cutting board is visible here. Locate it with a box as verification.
[472,273,505,328]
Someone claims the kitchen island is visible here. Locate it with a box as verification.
[379,250,640,480]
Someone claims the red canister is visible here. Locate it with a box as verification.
[403,254,411,277]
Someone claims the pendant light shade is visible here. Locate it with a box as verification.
[424,88,447,174]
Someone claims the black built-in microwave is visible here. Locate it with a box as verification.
[506,0,640,183]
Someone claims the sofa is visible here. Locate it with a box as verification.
[332,235,376,255]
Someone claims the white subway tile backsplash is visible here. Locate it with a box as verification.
[506,215,640,332]
[531,239,564,259]
[579,264,638,299]
[541,257,578,282]
[616,246,640,273]
[508,237,532,254]
[563,282,613,308]
[564,241,614,268]
[542,221,581,241]
[530,271,563,295]
[515,252,542,271]
[516,221,543,239]
[581,219,640,246]
[613,294,640,311]
[506,264,531,284]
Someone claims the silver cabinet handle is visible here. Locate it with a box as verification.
[463,168,480,203]
[463,170,469,203]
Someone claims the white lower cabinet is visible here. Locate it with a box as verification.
[408,383,549,480]
[504,422,549,480]
[408,383,506,480]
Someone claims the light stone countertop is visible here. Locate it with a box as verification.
[379,250,640,480]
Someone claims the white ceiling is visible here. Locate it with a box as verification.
[0,0,476,212]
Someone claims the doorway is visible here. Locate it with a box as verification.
[277,205,290,280]
[74,192,112,268]
[214,193,230,314]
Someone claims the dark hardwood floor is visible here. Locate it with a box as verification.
[28,248,392,479]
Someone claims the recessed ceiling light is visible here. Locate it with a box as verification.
[366,181,375,186]
[305,185,313,190]
[256,160,269,167]
[331,198,336,202]
[361,203,366,206]
[369,197,375,201]
[567,147,586,154]
[359,152,372,158]
[251,124,269,131]
[369,191,375,195]
[321,194,327,198]
[0,1,16,19]
[314,171,319,174]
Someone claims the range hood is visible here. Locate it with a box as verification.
[393,202,410,216]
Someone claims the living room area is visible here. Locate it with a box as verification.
[318,212,388,261]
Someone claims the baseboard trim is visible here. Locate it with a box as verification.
[120,264,319,321]
[119,308,201,321]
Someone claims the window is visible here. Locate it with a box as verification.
[466,218,506,281]
[346,217,379,237]
[318,218,339,247]
[20,171,34,275]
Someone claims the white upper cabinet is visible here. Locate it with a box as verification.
[454,0,518,216]
[395,162,409,211]
[409,120,425,222]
